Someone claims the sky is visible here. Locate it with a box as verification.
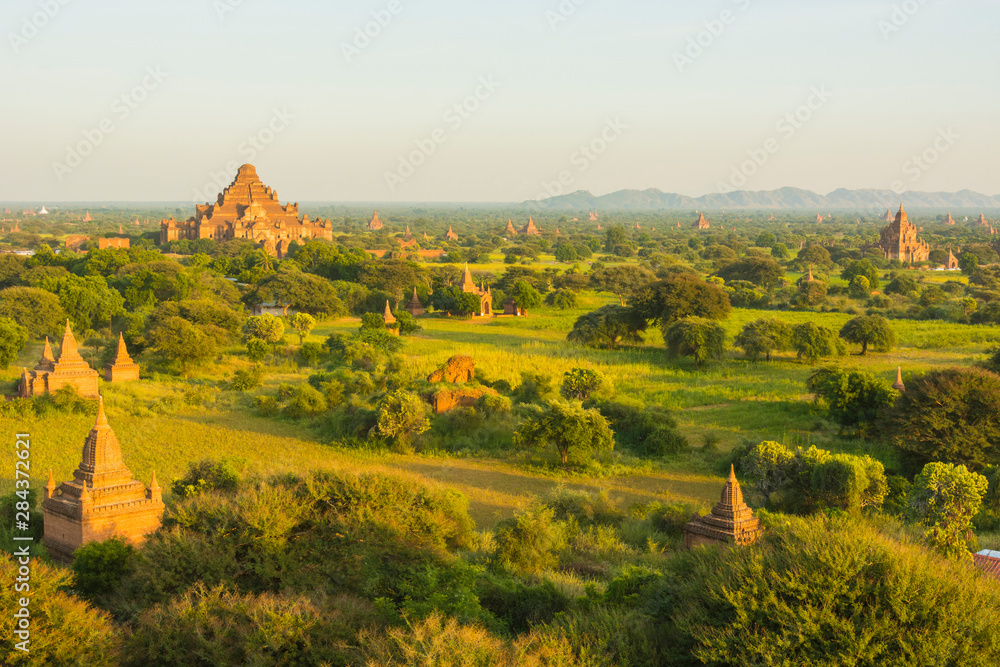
[1,0,997,203]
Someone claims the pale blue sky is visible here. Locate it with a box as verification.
[1,0,996,202]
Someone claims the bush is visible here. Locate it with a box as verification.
[477,576,570,633]
[806,368,897,436]
[297,341,325,366]
[560,367,603,401]
[223,367,262,392]
[544,288,578,309]
[72,537,136,603]
[283,383,329,418]
[493,507,567,573]
[372,390,430,452]
[170,458,245,499]
[652,514,1000,665]
[592,400,688,457]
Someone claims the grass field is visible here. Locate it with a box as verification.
[3,287,998,530]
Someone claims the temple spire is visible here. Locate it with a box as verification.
[892,367,905,392]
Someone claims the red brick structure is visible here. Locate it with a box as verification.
[878,205,930,262]
[42,397,164,563]
[945,213,956,225]
[21,322,99,399]
[694,212,710,230]
[427,355,475,383]
[974,550,1000,582]
[99,237,130,250]
[368,210,384,231]
[521,217,541,236]
[405,287,425,317]
[445,226,459,241]
[64,235,89,251]
[461,264,493,316]
[505,219,518,236]
[946,250,960,270]
[382,300,399,335]
[160,164,333,258]
[684,466,763,548]
[104,333,140,383]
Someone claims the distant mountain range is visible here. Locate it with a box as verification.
[525,187,1000,212]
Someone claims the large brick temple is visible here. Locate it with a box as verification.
[878,204,930,262]
[160,164,333,257]
[42,396,164,562]
[20,321,99,399]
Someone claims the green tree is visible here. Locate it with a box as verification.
[589,264,655,306]
[560,368,603,401]
[839,314,896,355]
[734,318,791,361]
[554,243,578,262]
[790,322,845,364]
[884,274,919,296]
[662,317,726,369]
[792,244,834,272]
[566,305,646,349]
[841,259,880,290]
[241,314,285,347]
[883,368,1000,469]
[807,368,897,436]
[392,309,422,335]
[544,288,578,310]
[511,280,542,314]
[604,225,629,253]
[771,243,790,260]
[72,537,135,602]
[743,441,795,505]
[148,316,217,375]
[516,401,614,466]
[0,286,65,338]
[246,338,269,364]
[247,266,344,317]
[372,390,430,452]
[38,274,126,332]
[848,275,871,299]
[631,275,731,325]
[289,312,316,345]
[715,256,785,290]
[0,317,29,369]
[791,278,827,307]
[909,462,989,560]
[959,253,979,275]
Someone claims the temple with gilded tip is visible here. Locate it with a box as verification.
[42,396,164,562]
[160,164,333,257]
[684,466,764,548]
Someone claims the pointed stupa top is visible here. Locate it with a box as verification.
[892,367,905,392]
[462,263,476,289]
[382,300,396,325]
[807,267,815,282]
[721,465,744,508]
[683,465,762,547]
[56,320,87,365]
[894,203,909,227]
[74,395,133,487]
[506,218,517,235]
[368,209,384,230]
[37,337,55,370]
[46,469,56,493]
[109,333,134,365]
[149,470,161,493]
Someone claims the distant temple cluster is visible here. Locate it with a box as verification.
[878,204,930,262]
[160,164,333,258]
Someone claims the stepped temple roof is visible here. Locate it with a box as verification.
[684,466,763,548]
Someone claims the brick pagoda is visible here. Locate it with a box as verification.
[878,204,930,262]
[21,322,99,399]
[160,164,333,258]
[382,300,399,335]
[104,333,140,383]
[694,212,710,230]
[462,264,493,317]
[521,217,541,236]
[505,219,518,236]
[405,287,425,317]
[368,210,384,231]
[42,397,164,562]
[684,465,763,548]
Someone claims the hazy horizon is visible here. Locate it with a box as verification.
[3,0,997,202]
